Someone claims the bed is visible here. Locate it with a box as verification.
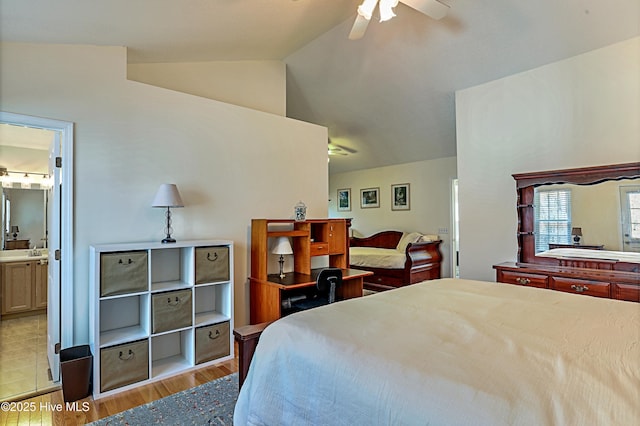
[349,230,443,291]
[234,278,639,425]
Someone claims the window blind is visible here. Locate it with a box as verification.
[534,189,572,253]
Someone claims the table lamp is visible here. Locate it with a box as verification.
[152,184,184,244]
[11,225,19,239]
[272,237,293,279]
[571,227,582,245]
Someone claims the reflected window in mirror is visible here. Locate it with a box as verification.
[621,185,640,252]
[534,188,572,252]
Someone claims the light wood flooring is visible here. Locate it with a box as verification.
[0,314,57,401]
[0,343,238,425]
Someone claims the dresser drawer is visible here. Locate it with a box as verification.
[195,321,230,364]
[100,251,148,297]
[100,340,149,392]
[498,270,548,289]
[151,289,192,334]
[612,283,640,302]
[195,246,230,284]
[310,242,329,256]
[551,277,610,298]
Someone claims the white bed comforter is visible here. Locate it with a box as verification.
[234,278,640,426]
[349,246,406,269]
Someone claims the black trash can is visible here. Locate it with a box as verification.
[60,345,93,402]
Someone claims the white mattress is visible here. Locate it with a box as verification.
[538,248,640,263]
[234,278,640,425]
[349,247,406,269]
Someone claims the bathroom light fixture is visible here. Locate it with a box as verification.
[0,169,51,189]
[152,183,184,244]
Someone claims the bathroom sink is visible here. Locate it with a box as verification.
[0,249,49,263]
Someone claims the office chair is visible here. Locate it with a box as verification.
[284,268,343,312]
[315,267,343,304]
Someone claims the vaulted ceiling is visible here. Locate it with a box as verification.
[1,0,638,174]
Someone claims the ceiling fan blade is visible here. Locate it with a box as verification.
[348,14,371,40]
[400,0,449,20]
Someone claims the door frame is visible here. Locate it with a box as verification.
[0,111,74,376]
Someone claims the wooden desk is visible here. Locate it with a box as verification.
[249,268,373,324]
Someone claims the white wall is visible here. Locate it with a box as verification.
[128,60,286,116]
[456,37,640,281]
[329,156,457,277]
[0,42,329,341]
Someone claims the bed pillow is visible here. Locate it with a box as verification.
[419,234,439,242]
[396,232,422,252]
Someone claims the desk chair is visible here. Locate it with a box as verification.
[287,268,343,311]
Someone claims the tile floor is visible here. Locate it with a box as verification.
[0,314,57,401]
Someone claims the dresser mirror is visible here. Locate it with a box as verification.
[512,162,640,267]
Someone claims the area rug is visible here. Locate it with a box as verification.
[89,373,238,425]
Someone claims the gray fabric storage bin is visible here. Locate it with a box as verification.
[195,321,230,364]
[151,289,192,334]
[100,251,148,297]
[195,246,230,284]
[100,340,149,392]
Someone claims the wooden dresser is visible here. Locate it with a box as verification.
[496,162,640,304]
[494,262,640,303]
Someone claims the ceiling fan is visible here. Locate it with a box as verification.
[349,0,450,40]
[328,140,357,157]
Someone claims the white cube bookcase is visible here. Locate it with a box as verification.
[89,240,234,399]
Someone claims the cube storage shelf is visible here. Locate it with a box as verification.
[89,240,234,399]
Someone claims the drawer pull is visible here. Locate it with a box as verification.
[571,284,589,293]
[516,277,530,285]
[119,349,135,361]
[118,258,134,265]
[206,252,219,262]
[208,330,221,340]
[167,296,180,306]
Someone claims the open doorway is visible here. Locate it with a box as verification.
[0,112,74,400]
[451,179,459,278]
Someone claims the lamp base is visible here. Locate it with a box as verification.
[161,237,176,244]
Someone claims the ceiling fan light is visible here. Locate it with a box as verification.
[379,0,398,22]
[357,0,378,20]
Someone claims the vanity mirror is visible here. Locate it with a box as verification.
[513,162,640,271]
[1,186,48,250]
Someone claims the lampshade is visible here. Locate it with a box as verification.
[11,225,19,233]
[571,227,582,236]
[152,184,184,208]
[271,237,293,255]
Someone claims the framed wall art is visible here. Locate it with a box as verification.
[391,183,410,211]
[360,187,380,208]
[337,188,351,211]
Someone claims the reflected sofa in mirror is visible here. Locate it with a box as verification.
[513,162,640,272]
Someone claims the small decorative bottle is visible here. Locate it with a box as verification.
[294,201,307,222]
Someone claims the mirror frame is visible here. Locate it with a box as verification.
[512,162,640,265]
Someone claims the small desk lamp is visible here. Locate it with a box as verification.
[11,225,19,239]
[571,227,582,245]
[152,184,184,244]
[272,237,293,279]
